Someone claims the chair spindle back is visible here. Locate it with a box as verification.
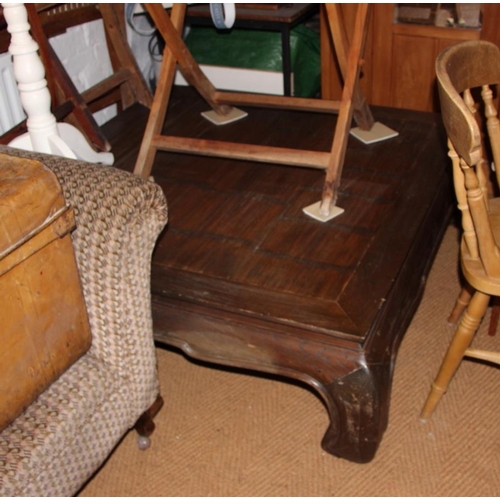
[436,41,500,277]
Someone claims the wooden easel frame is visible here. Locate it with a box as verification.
[133,3,374,216]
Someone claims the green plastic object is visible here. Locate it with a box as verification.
[184,24,320,97]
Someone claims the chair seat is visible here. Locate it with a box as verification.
[420,40,500,423]
[462,197,500,295]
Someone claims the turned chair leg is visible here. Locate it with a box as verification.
[488,300,500,337]
[134,394,164,450]
[421,291,490,422]
[450,285,498,336]
[448,284,472,326]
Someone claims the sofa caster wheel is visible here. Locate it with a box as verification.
[134,395,163,450]
[137,435,151,451]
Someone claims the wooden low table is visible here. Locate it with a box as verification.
[104,88,453,463]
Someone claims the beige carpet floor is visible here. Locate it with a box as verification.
[78,224,500,496]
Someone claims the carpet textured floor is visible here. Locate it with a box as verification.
[78,224,500,496]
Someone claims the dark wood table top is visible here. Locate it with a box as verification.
[102,89,453,462]
[105,87,451,345]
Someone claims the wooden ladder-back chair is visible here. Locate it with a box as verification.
[420,40,500,422]
[0,3,152,152]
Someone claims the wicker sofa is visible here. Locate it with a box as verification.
[0,145,168,496]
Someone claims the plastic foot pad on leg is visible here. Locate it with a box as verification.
[201,107,248,125]
[350,121,399,145]
[303,201,345,222]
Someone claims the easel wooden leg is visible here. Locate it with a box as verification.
[144,4,232,115]
[134,4,187,178]
[309,4,370,219]
[99,4,153,109]
[310,4,398,219]
[325,4,374,131]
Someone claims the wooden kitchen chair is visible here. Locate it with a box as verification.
[420,40,500,421]
[1,3,152,152]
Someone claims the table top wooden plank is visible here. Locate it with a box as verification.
[103,88,452,342]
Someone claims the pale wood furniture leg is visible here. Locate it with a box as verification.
[448,284,473,325]
[449,286,500,335]
[319,4,370,216]
[133,3,384,216]
[420,290,490,422]
[133,4,187,179]
[465,348,500,364]
[326,4,374,131]
[143,3,231,115]
[98,4,153,110]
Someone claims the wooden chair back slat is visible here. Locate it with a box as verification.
[0,3,152,152]
[449,142,479,259]
[436,40,500,277]
[421,40,500,423]
[482,83,500,188]
[462,88,490,210]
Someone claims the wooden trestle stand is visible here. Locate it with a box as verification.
[133,3,397,221]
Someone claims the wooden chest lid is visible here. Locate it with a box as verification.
[0,154,72,260]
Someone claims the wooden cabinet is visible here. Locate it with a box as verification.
[321,4,500,112]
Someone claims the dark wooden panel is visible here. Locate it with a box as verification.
[340,110,451,332]
[151,265,359,337]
